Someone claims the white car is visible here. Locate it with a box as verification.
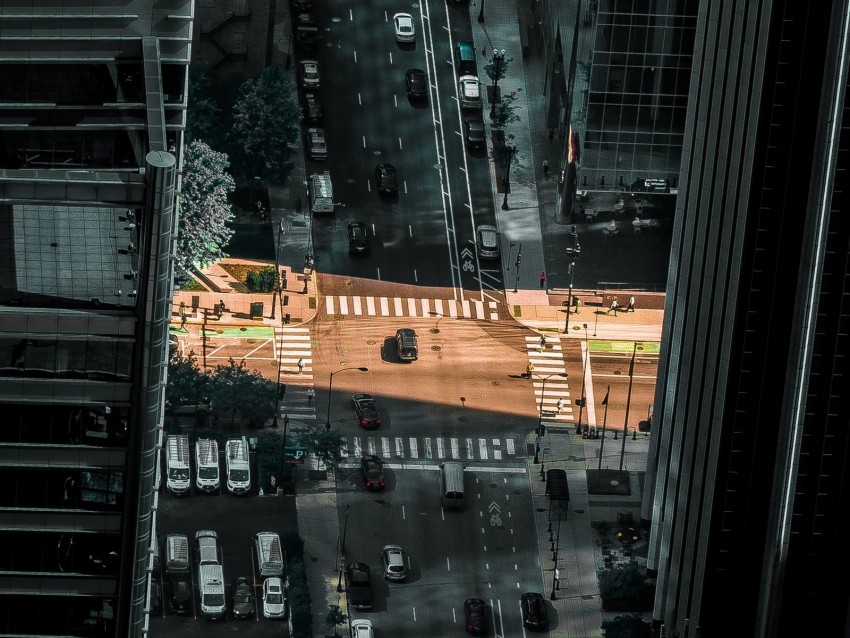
[351,618,374,638]
[458,75,481,109]
[299,59,320,88]
[262,577,287,619]
[393,13,415,42]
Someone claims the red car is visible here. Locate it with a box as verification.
[464,597,487,635]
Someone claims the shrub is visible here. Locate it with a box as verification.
[245,266,276,292]
[599,562,651,611]
[283,533,312,638]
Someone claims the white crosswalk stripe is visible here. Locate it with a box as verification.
[345,436,522,463]
[324,296,500,320]
[525,334,575,427]
[275,327,314,380]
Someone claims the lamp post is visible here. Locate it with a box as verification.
[428,311,444,334]
[534,373,567,437]
[325,367,369,430]
[336,498,388,591]
[489,49,506,119]
[271,219,285,319]
[501,145,516,210]
[576,323,589,433]
[563,226,581,333]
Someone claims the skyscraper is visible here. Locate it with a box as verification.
[645,1,850,635]
[0,1,192,635]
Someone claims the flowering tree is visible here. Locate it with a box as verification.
[176,139,235,273]
[231,67,301,182]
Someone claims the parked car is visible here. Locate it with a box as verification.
[299,60,320,88]
[464,115,486,149]
[405,68,428,99]
[306,127,327,160]
[360,455,385,491]
[464,597,488,635]
[395,328,418,361]
[231,576,255,619]
[520,592,549,631]
[167,572,192,615]
[351,618,374,638]
[458,75,481,109]
[380,544,408,581]
[375,163,398,194]
[303,91,323,123]
[475,224,500,259]
[352,392,381,428]
[393,12,415,42]
[348,222,371,256]
[262,577,287,619]
[291,0,312,10]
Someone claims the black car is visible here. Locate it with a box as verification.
[374,163,398,194]
[464,115,486,150]
[352,392,381,428]
[520,592,549,631]
[464,597,487,635]
[348,222,371,256]
[303,92,323,123]
[291,0,312,11]
[360,455,385,491]
[167,573,192,615]
[405,68,428,99]
[231,576,255,619]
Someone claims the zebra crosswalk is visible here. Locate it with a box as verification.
[324,295,501,321]
[342,434,521,463]
[275,326,313,381]
[526,334,574,429]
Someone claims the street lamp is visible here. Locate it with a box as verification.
[336,498,388,591]
[325,367,369,430]
[501,145,516,210]
[271,219,285,319]
[534,373,567,437]
[576,323,589,433]
[489,49,506,119]
[563,226,581,333]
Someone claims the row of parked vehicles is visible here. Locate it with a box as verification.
[165,434,251,496]
[158,530,287,621]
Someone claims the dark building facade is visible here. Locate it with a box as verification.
[0,1,192,635]
[645,0,850,635]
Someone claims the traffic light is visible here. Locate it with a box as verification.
[515,252,522,267]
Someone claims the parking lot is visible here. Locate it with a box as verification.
[151,468,299,636]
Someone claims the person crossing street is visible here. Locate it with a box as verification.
[306,388,315,405]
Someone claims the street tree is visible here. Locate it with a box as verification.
[294,425,347,472]
[206,358,276,428]
[186,67,224,149]
[325,605,348,637]
[483,52,512,87]
[491,132,518,170]
[231,66,301,182]
[165,350,207,409]
[489,88,522,130]
[177,139,235,274]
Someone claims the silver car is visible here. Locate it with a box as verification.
[476,224,500,259]
[381,544,408,581]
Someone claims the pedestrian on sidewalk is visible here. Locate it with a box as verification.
[574,297,581,314]
[306,388,315,404]
[628,295,636,312]
[543,159,550,176]
[525,362,535,378]
[539,272,547,289]
[609,297,620,315]
[217,300,225,316]
[297,358,304,374]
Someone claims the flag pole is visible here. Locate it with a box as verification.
[596,385,610,489]
[618,343,638,472]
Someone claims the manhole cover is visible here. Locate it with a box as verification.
[431,345,442,352]
[491,380,500,386]
[247,339,257,344]
[366,340,376,345]
[430,328,440,334]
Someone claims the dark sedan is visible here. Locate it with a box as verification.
[464,597,487,635]
[520,592,549,631]
[352,392,381,428]
[303,92,323,123]
[348,222,371,256]
[405,68,427,99]
[231,576,255,619]
[360,455,385,491]
[374,163,398,195]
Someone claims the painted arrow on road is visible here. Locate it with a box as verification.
[488,502,502,514]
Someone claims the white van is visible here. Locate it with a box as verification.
[165,435,191,495]
[198,563,226,620]
[195,438,220,492]
[225,437,251,495]
[254,532,284,577]
[440,462,465,509]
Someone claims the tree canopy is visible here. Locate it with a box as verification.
[206,358,277,427]
[601,614,653,638]
[490,88,523,130]
[230,67,301,182]
[176,139,235,273]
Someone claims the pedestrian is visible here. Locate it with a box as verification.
[306,388,315,405]
[543,159,550,176]
[539,272,547,289]
[525,362,535,377]
[574,297,581,314]
[628,295,636,312]
[217,300,225,316]
[556,398,564,414]
[180,313,187,329]
[539,335,547,350]
[297,358,304,374]
[609,297,619,315]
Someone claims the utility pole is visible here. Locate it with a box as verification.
[563,226,581,333]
